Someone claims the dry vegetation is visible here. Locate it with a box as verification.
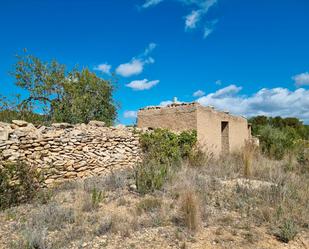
[1,146,309,249]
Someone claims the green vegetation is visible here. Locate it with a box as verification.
[91,188,104,209]
[0,51,117,125]
[250,115,309,160]
[135,129,197,194]
[0,161,42,210]
[277,219,298,243]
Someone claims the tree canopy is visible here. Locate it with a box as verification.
[249,115,309,160]
[1,52,117,125]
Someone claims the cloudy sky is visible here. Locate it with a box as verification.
[1,0,309,123]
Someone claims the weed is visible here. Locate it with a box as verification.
[91,187,104,209]
[277,219,298,243]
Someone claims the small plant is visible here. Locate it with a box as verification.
[0,161,41,210]
[135,158,170,194]
[91,187,104,209]
[21,227,48,249]
[179,190,200,232]
[29,202,75,231]
[277,219,298,243]
[136,196,162,214]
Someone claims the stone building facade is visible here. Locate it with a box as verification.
[137,102,251,156]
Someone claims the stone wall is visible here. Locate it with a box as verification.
[0,120,142,186]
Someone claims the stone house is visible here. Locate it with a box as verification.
[137,102,252,156]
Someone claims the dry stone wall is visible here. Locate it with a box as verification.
[0,120,142,186]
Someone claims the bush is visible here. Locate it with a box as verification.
[277,219,298,243]
[0,161,41,210]
[29,202,75,231]
[296,141,309,173]
[22,227,48,249]
[257,125,297,160]
[135,129,197,194]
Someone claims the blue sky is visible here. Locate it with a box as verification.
[1,0,309,124]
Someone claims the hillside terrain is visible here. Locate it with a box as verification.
[1,151,309,249]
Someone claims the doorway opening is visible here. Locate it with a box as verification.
[221,121,229,154]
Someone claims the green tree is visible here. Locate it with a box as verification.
[8,52,117,125]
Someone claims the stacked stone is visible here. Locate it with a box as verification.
[0,120,141,186]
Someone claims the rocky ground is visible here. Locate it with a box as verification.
[1,156,309,249]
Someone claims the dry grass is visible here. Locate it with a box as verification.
[179,190,200,232]
[2,148,309,248]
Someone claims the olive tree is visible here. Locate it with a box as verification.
[10,52,117,125]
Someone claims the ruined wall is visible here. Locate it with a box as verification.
[137,103,198,133]
[0,121,141,186]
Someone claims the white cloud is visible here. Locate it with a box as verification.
[126,79,159,91]
[94,63,112,74]
[195,85,309,123]
[293,72,309,86]
[116,59,144,77]
[124,111,137,119]
[142,0,164,8]
[203,19,217,38]
[212,84,242,97]
[143,0,218,37]
[193,90,205,97]
[185,10,201,30]
[143,42,157,56]
[116,43,157,77]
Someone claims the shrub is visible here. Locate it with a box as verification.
[277,219,298,243]
[296,141,309,173]
[135,129,197,194]
[0,161,41,210]
[29,202,75,231]
[22,227,48,249]
[135,157,172,194]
